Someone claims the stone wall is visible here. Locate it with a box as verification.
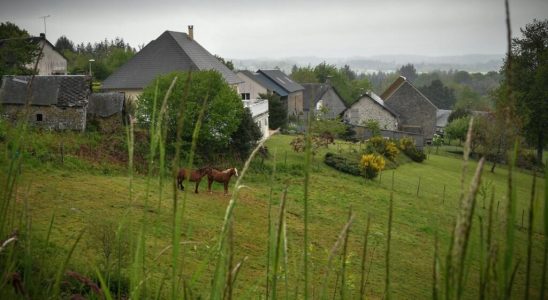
[2,104,86,131]
[343,96,398,131]
[383,82,437,141]
[88,114,124,133]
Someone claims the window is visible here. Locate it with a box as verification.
[241,93,250,100]
[36,113,43,121]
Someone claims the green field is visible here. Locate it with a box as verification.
[1,133,546,299]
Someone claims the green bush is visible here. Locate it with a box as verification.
[397,137,426,162]
[324,152,362,177]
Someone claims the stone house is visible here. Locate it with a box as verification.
[87,92,125,133]
[381,76,438,142]
[101,26,243,100]
[302,83,347,119]
[0,75,91,131]
[343,91,398,131]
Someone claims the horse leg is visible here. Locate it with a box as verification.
[208,179,213,193]
[177,176,183,190]
[224,182,228,195]
[195,180,200,194]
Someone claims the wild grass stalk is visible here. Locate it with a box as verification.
[503,142,518,300]
[271,186,288,300]
[210,129,279,299]
[359,214,371,299]
[303,107,313,299]
[541,161,548,300]
[432,234,439,300]
[340,208,352,300]
[266,150,278,299]
[319,211,354,300]
[524,172,536,299]
[384,192,393,300]
[51,228,86,299]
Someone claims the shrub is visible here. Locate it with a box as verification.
[365,136,399,160]
[397,137,426,162]
[324,152,362,176]
[359,153,385,179]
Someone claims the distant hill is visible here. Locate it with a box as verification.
[232,54,504,74]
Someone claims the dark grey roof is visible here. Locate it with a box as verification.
[88,92,124,117]
[0,75,90,107]
[102,31,242,90]
[257,69,304,93]
[238,70,288,97]
[302,83,329,111]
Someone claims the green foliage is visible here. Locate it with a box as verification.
[138,71,244,159]
[398,63,418,82]
[360,153,386,179]
[445,117,470,143]
[260,92,287,130]
[365,136,400,161]
[0,22,40,76]
[324,152,363,176]
[214,55,234,70]
[230,108,262,159]
[397,137,426,162]
[500,19,548,162]
[418,79,456,109]
[54,35,75,52]
[363,119,381,137]
[447,107,471,123]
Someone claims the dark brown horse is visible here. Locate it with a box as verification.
[177,167,212,193]
[207,168,239,195]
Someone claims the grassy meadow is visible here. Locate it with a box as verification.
[1,131,546,299]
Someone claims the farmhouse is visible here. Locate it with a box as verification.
[101,26,243,100]
[87,92,125,133]
[302,83,347,119]
[381,76,438,142]
[0,33,67,75]
[0,75,90,131]
[343,91,398,131]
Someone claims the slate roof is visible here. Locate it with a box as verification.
[88,92,125,117]
[102,31,242,90]
[0,75,90,107]
[238,70,288,97]
[436,109,452,127]
[257,70,304,93]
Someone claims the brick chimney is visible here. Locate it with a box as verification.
[188,25,194,40]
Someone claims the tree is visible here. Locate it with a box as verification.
[229,108,262,159]
[418,79,456,109]
[214,55,234,70]
[447,107,471,123]
[290,65,317,83]
[55,35,75,53]
[137,71,244,159]
[260,92,287,130]
[501,19,548,162]
[0,22,40,76]
[445,117,469,145]
[398,63,418,82]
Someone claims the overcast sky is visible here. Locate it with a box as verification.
[1,0,547,59]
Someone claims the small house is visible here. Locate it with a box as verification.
[381,76,438,142]
[302,83,347,119]
[343,91,398,130]
[87,92,125,133]
[0,75,91,131]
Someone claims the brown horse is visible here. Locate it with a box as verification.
[207,167,239,195]
[177,167,212,193]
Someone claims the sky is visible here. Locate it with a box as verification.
[1,0,547,59]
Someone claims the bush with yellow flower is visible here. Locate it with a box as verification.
[359,153,385,179]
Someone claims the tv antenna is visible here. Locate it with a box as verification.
[39,15,50,36]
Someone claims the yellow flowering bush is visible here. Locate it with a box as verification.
[366,136,399,160]
[359,153,385,179]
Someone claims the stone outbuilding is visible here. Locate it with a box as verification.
[343,91,398,130]
[0,75,90,131]
[87,92,126,133]
[381,76,438,142]
[302,83,347,119]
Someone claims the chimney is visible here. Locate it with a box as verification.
[39,33,45,39]
[188,25,194,40]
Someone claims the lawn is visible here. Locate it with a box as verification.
[2,133,546,299]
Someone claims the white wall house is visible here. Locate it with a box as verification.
[24,34,67,75]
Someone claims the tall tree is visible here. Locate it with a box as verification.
[260,92,287,130]
[54,35,75,53]
[229,108,262,159]
[501,19,548,162]
[0,22,40,76]
[398,63,418,82]
[418,79,456,109]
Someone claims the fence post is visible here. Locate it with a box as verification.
[416,177,421,197]
[442,184,446,204]
[60,141,64,165]
[391,171,395,191]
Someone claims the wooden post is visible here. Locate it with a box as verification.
[60,141,64,165]
[391,171,395,191]
[442,184,446,204]
[416,177,421,197]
